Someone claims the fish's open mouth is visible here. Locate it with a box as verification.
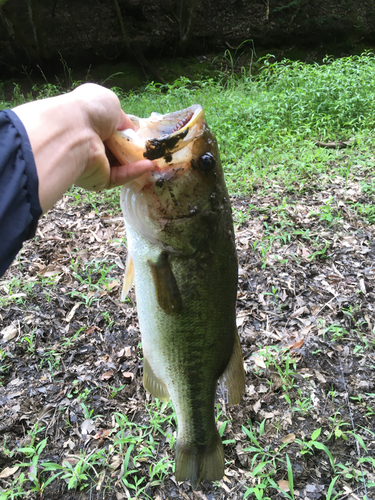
[170,111,194,134]
[106,105,205,170]
[130,104,204,141]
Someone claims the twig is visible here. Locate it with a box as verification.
[338,353,369,500]
[314,295,337,318]
[313,138,356,148]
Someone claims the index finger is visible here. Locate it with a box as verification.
[109,159,153,187]
[118,110,135,131]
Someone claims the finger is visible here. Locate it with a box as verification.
[109,159,154,187]
[118,110,135,131]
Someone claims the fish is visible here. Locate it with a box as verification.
[106,104,245,485]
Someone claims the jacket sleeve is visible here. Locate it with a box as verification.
[0,109,42,277]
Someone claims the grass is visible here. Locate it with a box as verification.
[1,51,375,498]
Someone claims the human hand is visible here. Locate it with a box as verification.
[13,83,153,212]
[69,84,153,191]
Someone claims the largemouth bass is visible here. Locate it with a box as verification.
[106,105,245,485]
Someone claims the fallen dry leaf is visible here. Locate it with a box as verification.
[1,323,18,342]
[290,306,309,318]
[262,412,274,419]
[0,466,19,478]
[65,302,82,322]
[253,400,261,412]
[81,418,96,437]
[96,470,106,491]
[93,429,112,440]
[278,480,290,492]
[110,454,123,471]
[281,433,296,444]
[85,325,101,335]
[100,370,114,381]
[39,264,63,277]
[63,438,76,450]
[252,354,266,369]
[288,338,305,351]
[236,315,246,327]
[315,370,327,383]
[107,280,120,291]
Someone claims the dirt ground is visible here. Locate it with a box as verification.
[0,154,374,498]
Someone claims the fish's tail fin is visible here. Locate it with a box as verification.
[175,431,224,487]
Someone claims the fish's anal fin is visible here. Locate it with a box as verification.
[175,431,224,487]
[121,254,135,302]
[143,356,170,401]
[220,330,245,406]
[148,252,182,316]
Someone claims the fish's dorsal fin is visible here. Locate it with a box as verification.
[219,330,245,406]
[143,356,170,401]
[148,252,182,316]
[121,254,135,302]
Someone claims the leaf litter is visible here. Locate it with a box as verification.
[0,164,374,499]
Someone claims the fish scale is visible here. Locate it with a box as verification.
[106,104,245,485]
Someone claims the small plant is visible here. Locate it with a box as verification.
[215,403,232,438]
[77,388,92,403]
[293,391,314,416]
[39,349,61,372]
[10,423,58,495]
[61,328,85,348]
[148,457,173,486]
[295,428,335,471]
[102,311,114,328]
[145,399,176,438]
[253,345,298,392]
[19,328,37,354]
[109,384,126,398]
[311,197,342,226]
[320,323,349,341]
[242,420,297,499]
[326,476,341,500]
[42,450,101,491]
[0,472,28,500]
[327,412,351,441]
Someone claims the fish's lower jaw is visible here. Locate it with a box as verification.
[175,433,224,487]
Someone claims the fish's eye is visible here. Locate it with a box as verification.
[197,153,216,173]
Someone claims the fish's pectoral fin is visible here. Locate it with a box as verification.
[175,431,224,486]
[148,252,182,316]
[121,253,135,302]
[143,356,170,401]
[219,329,245,406]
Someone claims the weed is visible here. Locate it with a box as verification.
[0,473,28,500]
[293,390,314,416]
[320,322,349,341]
[102,311,114,327]
[39,349,61,372]
[327,411,351,441]
[326,476,341,500]
[145,399,176,438]
[109,384,126,398]
[42,449,101,491]
[295,428,336,471]
[19,328,37,354]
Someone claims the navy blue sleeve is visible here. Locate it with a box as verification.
[0,109,42,277]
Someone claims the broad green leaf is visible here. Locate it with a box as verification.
[311,428,321,441]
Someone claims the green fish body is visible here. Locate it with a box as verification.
[106,105,245,484]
